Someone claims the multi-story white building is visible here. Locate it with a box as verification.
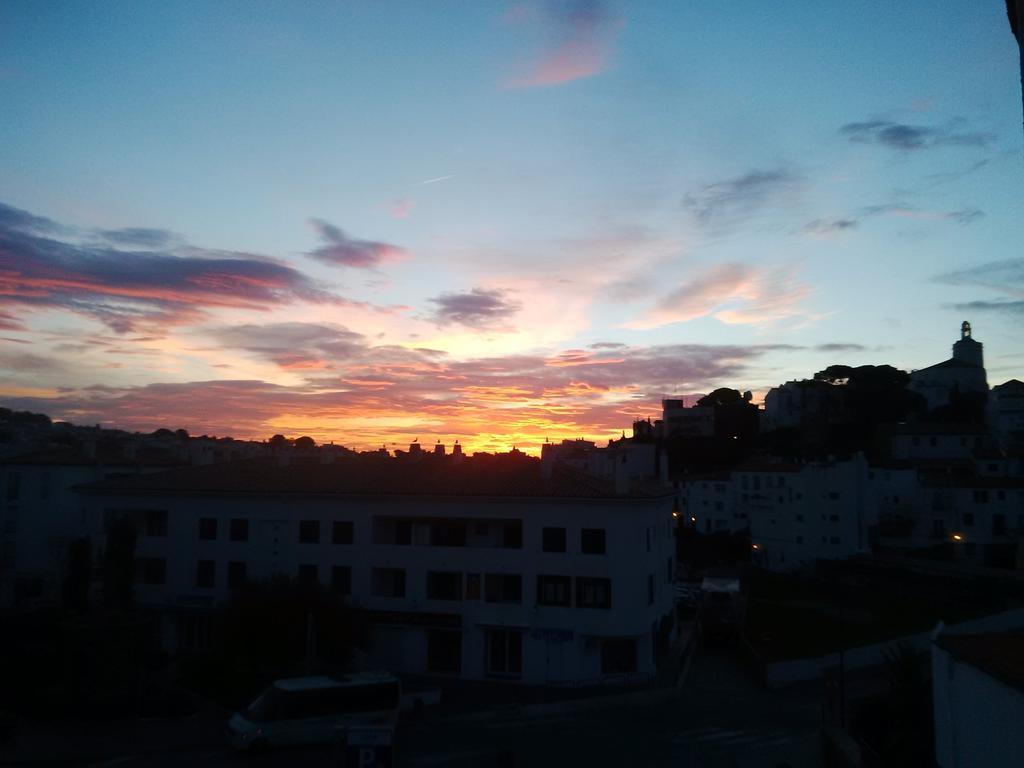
[77,453,678,686]
[0,445,180,608]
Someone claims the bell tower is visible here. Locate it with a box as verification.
[952,320,983,368]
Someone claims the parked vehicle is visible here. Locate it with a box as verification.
[226,673,400,751]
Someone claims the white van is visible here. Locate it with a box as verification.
[226,673,400,751]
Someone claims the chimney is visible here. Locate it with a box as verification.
[452,441,464,464]
[434,441,445,456]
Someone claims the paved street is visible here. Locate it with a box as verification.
[12,647,824,768]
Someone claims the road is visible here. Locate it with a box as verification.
[62,646,823,768]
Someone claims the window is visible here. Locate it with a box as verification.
[993,514,1007,536]
[973,490,989,504]
[542,527,567,553]
[427,571,463,601]
[485,629,522,677]
[830,536,840,545]
[371,567,406,598]
[198,517,217,540]
[963,513,975,527]
[581,528,606,555]
[196,560,215,588]
[331,565,352,595]
[144,509,167,537]
[829,514,839,522]
[426,630,461,674]
[395,520,412,545]
[796,535,804,544]
[502,521,522,549]
[537,575,571,606]
[136,557,166,585]
[431,521,467,547]
[828,492,839,501]
[230,518,249,542]
[576,577,611,609]
[297,564,319,586]
[929,436,938,447]
[795,514,804,522]
[666,557,673,583]
[484,573,522,603]
[227,561,247,589]
[332,521,354,545]
[601,638,636,674]
[465,573,481,600]
[647,574,654,605]
[299,520,320,544]
[5,472,21,501]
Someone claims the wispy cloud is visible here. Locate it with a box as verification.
[682,168,802,229]
[861,202,985,225]
[211,322,368,370]
[936,258,1024,317]
[815,343,866,353]
[428,288,523,330]
[504,0,622,89]
[387,199,414,220]
[839,118,995,151]
[801,218,859,237]
[627,262,811,330]
[306,219,407,269]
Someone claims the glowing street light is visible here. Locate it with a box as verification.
[952,533,963,542]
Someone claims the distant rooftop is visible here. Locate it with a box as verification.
[78,454,671,500]
[3,445,181,468]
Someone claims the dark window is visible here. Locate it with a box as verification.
[145,509,167,537]
[5,472,21,501]
[536,575,571,606]
[933,519,946,537]
[577,577,611,609]
[973,490,989,504]
[230,518,249,542]
[647,574,654,605]
[830,536,840,545]
[502,521,522,549]
[331,566,352,595]
[196,559,215,588]
[426,630,461,674]
[298,564,319,585]
[227,561,247,589]
[484,573,522,604]
[581,528,606,555]
[299,520,320,544]
[332,521,354,545]
[601,638,636,674]
[427,571,463,601]
[485,629,522,677]
[395,520,412,545]
[371,567,406,598]
[963,513,975,527]
[993,514,1007,536]
[198,517,217,540]
[666,557,673,583]
[465,573,481,600]
[542,527,567,553]
[136,557,166,585]
[431,521,466,547]
[828,492,839,501]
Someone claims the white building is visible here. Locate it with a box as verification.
[909,321,988,412]
[932,630,1024,768]
[0,445,180,608]
[78,453,678,686]
[989,379,1024,450]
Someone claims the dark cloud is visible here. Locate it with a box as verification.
[934,259,1024,293]
[306,219,406,269]
[839,119,995,151]
[97,227,179,248]
[211,322,367,369]
[801,218,859,236]
[815,343,866,353]
[428,288,522,330]
[0,200,351,333]
[682,168,801,227]
[949,300,1024,315]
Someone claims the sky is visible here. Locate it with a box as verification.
[1,0,1022,453]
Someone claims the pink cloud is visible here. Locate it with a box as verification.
[504,0,622,89]
[387,198,414,220]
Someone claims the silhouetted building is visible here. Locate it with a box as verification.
[910,321,988,412]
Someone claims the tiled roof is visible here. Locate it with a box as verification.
[936,633,1024,694]
[78,454,671,500]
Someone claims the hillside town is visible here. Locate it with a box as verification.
[2,321,1023,766]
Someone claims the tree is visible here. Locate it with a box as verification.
[174,428,190,440]
[696,388,747,408]
[294,436,316,450]
[269,434,290,449]
[63,537,92,612]
[102,517,137,610]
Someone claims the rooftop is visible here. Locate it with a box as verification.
[3,445,182,468]
[936,632,1024,694]
[78,454,671,500]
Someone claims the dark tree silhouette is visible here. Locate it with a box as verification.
[294,435,316,450]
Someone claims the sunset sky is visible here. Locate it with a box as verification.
[1,1,1022,453]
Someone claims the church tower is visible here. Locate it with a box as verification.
[952,320,984,368]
